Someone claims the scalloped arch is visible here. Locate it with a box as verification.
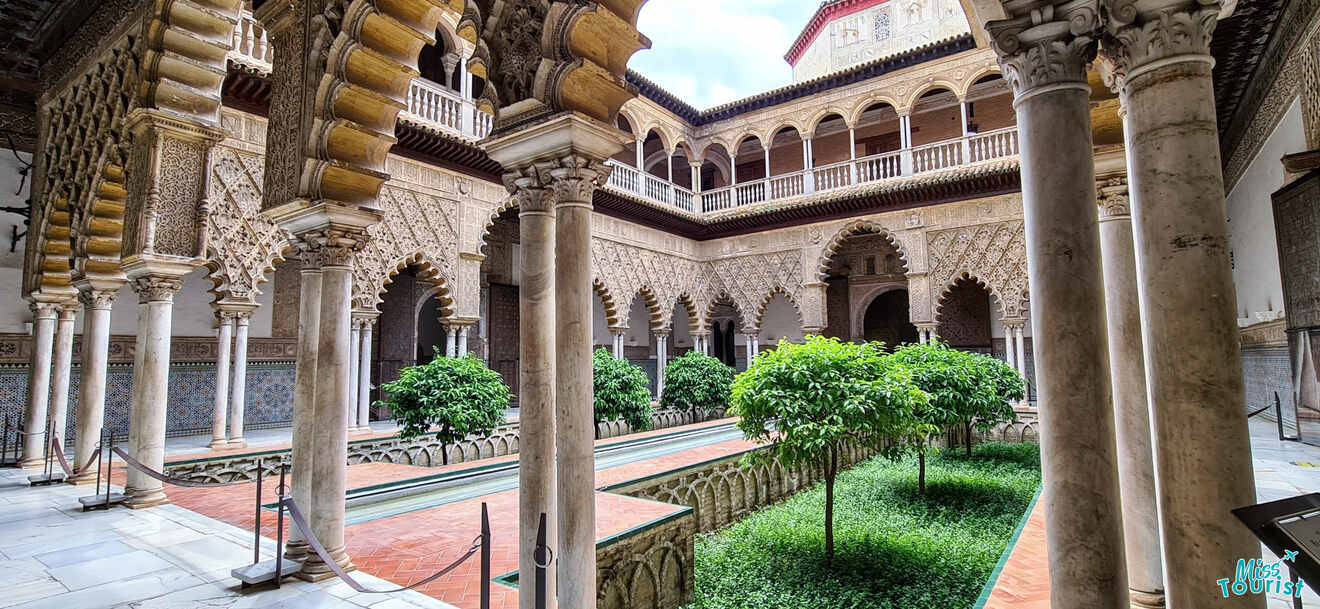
[933,271,1010,322]
[815,220,909,281]
[752,286,803,330]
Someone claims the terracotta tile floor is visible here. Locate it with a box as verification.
[93,418,747,609]
[981,497,1048,609]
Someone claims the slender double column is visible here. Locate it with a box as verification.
[610,327,627,358]
[348,318,361,430]
[19,301,59,467]
[71,286,119,484]
[915,323,937,344]
[988,6,1128,607]
[124,273,185,509]
[228,311,251,447]
[356,314,375,432]
[1096,173,1165,608]
[1102,2,1261,605]
[300,231,361,579]
[211,312,235,447]
[654,330,670,396]
[286,258,323,558]
[48,302,77,449]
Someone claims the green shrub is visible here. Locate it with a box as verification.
[730,335,933,565]
[376,351,510,465]
[887,342,1024,491]
[593,348,653,438]
[661,351,735,421]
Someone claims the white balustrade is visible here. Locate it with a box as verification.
[911,139,965,174]
[812,161,854,191]
[734,182,766,206]
[471,107,494,138]
[404,79,463,132]
[674,189,694,213]
[701,187,733,212]
[769,173,805,199]
[229,13,271,67]
[967,127,1019,163]
[855,151,904,184]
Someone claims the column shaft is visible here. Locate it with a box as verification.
[358,323,372,430]
[72,291,116,483]
[49,304,77,448]
[211,315,234,447]
[19,304,56,467]
[1115,24,1260,606]
[125,276,182,508]
[1012,66,1127,606]
[519,197,557,609]
[457,325,469,356]
[229,314,250,446]
[656,334,669,397]
[302,261,354,576]
[1014,327,1026,377]
[1098,200,1164,607]
[556,197,595,609]
[287,266,322,556]
[349,322,361,430]
[1004,324,1017,372]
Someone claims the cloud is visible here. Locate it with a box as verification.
[628,0,818,109]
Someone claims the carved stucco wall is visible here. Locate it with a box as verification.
[161,108,1029,350]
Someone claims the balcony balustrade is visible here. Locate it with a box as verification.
[602,126,1020,215]
[229,11,493,141]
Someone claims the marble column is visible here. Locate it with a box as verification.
[348,319,361,430]
[357,316,374,431]
[457,324,470,356]
[286,259,322,557]
[228,311,251,447]
[551,160,607,609]
[506,171,559,609]
[71,287,118,484]
[1003,319,1019,372]
[19,301,57,467]
[48,301,77,449]
[988,7,1128,607]
[444,325,457,358]
[742,332,754,366]
[301,235,359,578]
[1097,175,1164,608]
[124,273,184,509]
[610,328,627,358]
[1013,326,1025,378]
[1102,2,1260,604]
[211,312,235,447]
[655,330,670,397]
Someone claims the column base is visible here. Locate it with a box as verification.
[297,552,354,582]
[67,471,100,485]
[226,439,247,450]
[349,426,372,435]
[125,488,171,509]
[283,541,310,560]
[208,438,230,449]
[1130,590,1165,609]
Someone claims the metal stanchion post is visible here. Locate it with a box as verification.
[253,458,264,566]
[28,418,65,485]
[534,512,549,609]
[1,414,10,467]
[481,502,490,609]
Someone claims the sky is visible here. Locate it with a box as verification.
[627,0,822,110]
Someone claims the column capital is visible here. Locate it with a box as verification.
[30,301,60,319]
[914,322,938,331]
[56,301,78,320]
[291,226,369,269]
[488,112,629,210]
[1097,176,1132,219]
[351,309,381,324]
[986,0,1101,100]
[1002,317,1028,330]
[1098,0,1219,87]
[652,328,671,338]
[130,275,184,304]
[76,285,120,311]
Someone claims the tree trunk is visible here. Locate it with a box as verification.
[825,445,837,567]
[964,420,973,457]
[918,448,926,494]
[594,419,600,440]
[441,442,449,466]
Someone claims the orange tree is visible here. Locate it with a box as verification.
[730,335,932,566]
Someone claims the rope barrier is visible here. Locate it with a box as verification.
[281,495,483,593]
[110,447,250,488]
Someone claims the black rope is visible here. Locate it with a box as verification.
[281,495,482,593]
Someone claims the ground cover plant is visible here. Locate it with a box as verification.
[688,442,1041,609]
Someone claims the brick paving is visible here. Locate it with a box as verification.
[980,498,1047,609]
[95,417,749,609]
